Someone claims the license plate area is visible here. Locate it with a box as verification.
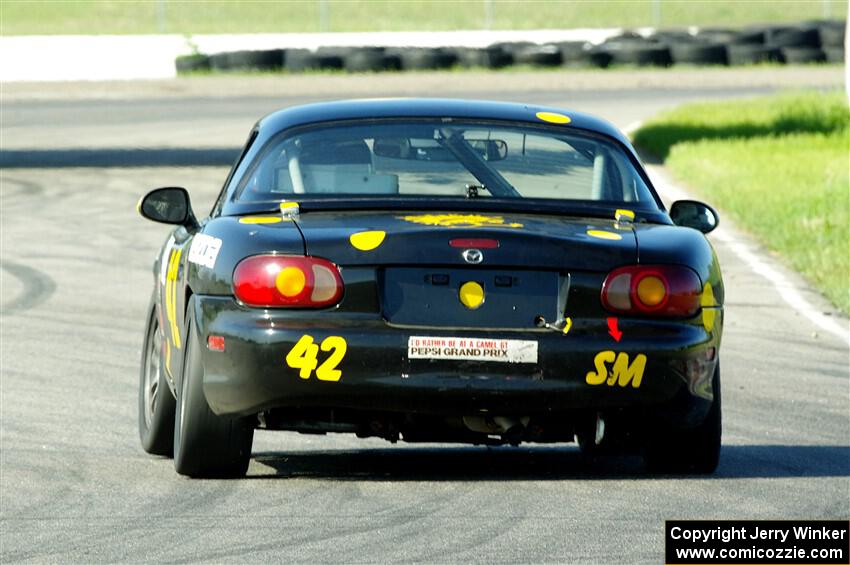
[380,267,567,329]
[408,336,538,363]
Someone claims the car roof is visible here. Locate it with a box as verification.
[254,98,637,158]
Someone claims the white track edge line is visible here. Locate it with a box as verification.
[624,120,850,348]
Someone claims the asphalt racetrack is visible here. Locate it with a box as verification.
[2,69,848,563]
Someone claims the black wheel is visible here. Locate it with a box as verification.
[824,47,845,63]
[208,49,283,72]
[396,48,457,70]
[817,23,845,48]
[780,47,826,64]
[344,48,401,73]
[584,49,613,68]
[693,28,737,44]
[767,26,821,48]
[455,46,513,68]
[284,49,320,72]
[558,42,602,68]
[645,365,722,474]
[726,44,783,65]
[647,30,695,44]
[208,52,231,71]
[670,42,728,66]
[488,41,536,56]
[175,54,211,74]
[139,303,176,456]
[513,45,562,67]
[603,44,673,67]
[731,29,767,45]
[174,297,253,478]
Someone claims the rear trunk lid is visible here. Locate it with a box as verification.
[296,210,635,270]
[295,210,634,329]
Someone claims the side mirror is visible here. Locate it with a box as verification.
[669,200,719,234]
[138,187,198,228]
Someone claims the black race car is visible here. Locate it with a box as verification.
[137,99,723,478]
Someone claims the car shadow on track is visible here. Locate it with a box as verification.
[249,444,849,481]
[251,446,644,481]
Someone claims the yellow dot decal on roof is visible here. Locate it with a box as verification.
[459,281,485,310]
[536,111,571,125]
[349,230,386,251]
[239,216,283,224]
[587,229,622,241]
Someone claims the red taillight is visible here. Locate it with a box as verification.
[449,238,500,249]
[601,265,701,317]
[233,255,343,308]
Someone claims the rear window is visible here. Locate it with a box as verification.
[235,119,657,206]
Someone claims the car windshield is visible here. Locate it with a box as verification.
[235,119,657,207]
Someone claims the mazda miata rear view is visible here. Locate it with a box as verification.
[137,99,724,478]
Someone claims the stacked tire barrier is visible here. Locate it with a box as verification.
[176,20,845,74]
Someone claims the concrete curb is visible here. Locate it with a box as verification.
[0,29,620,82]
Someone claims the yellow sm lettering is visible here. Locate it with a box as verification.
[585,351,647,388]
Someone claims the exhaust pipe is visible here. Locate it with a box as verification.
[463,415,530,436]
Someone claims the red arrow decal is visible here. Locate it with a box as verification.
[607,317,622,342]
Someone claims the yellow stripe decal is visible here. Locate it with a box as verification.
[239,216,283,224]
[165,248,182,349]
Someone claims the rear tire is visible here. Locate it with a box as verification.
[139,303,176,456]
[644,365,722,474]
[174,297,253,478]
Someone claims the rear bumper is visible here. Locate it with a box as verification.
[194,296,721,423]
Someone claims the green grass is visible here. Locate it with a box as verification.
[1,0,846,35]
[634,92,850,314]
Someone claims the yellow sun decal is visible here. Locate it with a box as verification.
[400,214,523,229]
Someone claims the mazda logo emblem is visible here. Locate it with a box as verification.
[462,249,483,264]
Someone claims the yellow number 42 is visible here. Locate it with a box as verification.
[285,334,347,382]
